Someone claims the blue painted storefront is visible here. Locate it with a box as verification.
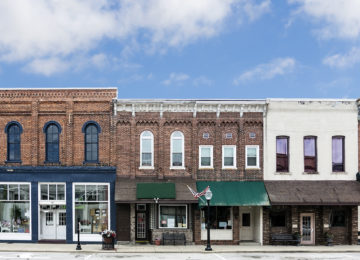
[0,166,116,243]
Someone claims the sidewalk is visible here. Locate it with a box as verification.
[1,243,360,253]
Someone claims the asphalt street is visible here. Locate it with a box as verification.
[0,252,360,260]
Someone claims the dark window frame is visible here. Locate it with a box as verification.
[330,210,346,227]
[5,121,23,163]
[276,136,289,172]
[82,121,101,163]
[304,136,317,173]
[44,122,62,163]
[332,136,345,172]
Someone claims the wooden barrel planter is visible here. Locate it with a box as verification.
[102,236,115,250]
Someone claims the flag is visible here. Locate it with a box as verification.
[187,185,209,198]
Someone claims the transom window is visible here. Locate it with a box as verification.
[304,136,317,173]
[332,136,345,172]
[222,145,236,169]
[159,205,187,228]
[45,123,60,162]
[276,136,289,172]
[171,131,184,168]
[40,184,65,201]
[245,145,259,168]
[199,146,213,168]
[140,131,154,168]
[6,122,22,162]
[84,123,100,162]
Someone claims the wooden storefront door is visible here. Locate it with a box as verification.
[116,204,130,241]
[300,213,315,245]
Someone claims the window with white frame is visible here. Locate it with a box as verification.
[245,145,259,168]
[40,183,65,201]
[171,131,184,168]
[199,145,213,168]
[159,205,187,228]
[74,184,109,234]
[0,183,31,234]
[222,145,236,168]
[140,131,154,168]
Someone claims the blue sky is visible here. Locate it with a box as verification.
[0,0,359,99]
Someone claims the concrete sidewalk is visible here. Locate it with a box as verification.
[1,243,360,253]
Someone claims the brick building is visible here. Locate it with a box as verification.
[0,88,117,243]
[113,100,269,245]
[263,99,360,245]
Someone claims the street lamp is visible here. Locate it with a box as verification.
[204,187,213,251]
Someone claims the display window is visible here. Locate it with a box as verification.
[201,206,232,230]
[0,183,31,239]
[159,205,187,228]
[73,184,109,239]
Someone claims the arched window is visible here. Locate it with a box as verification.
[171,131,184,168]
[83,122,101,162]
[44,122,61,162]
[5,122,23,162]
[140,131,154,168]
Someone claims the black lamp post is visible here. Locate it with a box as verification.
[76,218,82,250]
[204,188,213,251]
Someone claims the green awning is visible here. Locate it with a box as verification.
[196,181,270,207]
[136,183,176,199]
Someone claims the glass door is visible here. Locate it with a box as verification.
[300,213,315,245]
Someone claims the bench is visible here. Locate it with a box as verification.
[162,232,186,245]
[271,233,299,245]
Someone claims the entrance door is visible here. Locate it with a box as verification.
[135,204,148,241]
[116,204,131,241]
[40,209,66,240]
[240,207,254,241]
[300,213,315,245]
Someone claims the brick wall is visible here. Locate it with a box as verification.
[0,89,116,166]
[114,111,264,180]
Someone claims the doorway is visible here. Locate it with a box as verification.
[39,206,66,240]
[240,207,254,241]
[300,213,315,245]
[135,204,148,242]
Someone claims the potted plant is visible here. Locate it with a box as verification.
[324,232,334,246]
[101,229,116,250]
[292,231,301,246]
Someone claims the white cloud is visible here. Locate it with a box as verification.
[242,0,271,22]
[0,0,270,76]
[193,76,213,86]
[162,73,190,86]
[23,58,69,76]
[233,57,296,84]
[323,47,360,69]
[289,0,360,40]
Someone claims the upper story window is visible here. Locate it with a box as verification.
[82,121,101,163]
[171,131,184,168]
[276,136,289,172]
[199,145,213,168]
[245,145,259,168]
[140,131,154,168]
[304,136,317,173]
[332,136,345,172]
[44,122,61,163]
[5,122,23,162]
[222,145,236,169]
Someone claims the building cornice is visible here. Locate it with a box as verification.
[114,99,267,118]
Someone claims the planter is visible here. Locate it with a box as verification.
[155,239,161,246]
[102,236,115,250]
[326,238,333,246]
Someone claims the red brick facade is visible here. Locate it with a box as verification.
[0,89,117,166]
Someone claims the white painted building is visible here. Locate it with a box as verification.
[262,99,360,245]
[264,99,358,181]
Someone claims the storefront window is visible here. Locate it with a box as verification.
[201,206,232,230]
[159,205,187,228]
[74,184,109,234]
[331,210,346,227]
[0,183,30,233]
